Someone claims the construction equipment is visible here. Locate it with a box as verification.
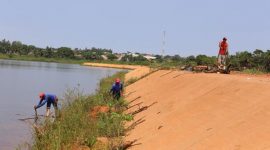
[191,64,231,74]
[184,54,231,74]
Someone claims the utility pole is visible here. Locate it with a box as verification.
[162,30,166,57]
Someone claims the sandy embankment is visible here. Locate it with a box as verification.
[125,70,270,150]
[83,62,151,82]
[83,63,270,149]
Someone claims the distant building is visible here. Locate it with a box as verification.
[143,55,156,60]
[116,51,157,61]
[101,55,108,60]
[132,53,139,57]
[115,53,125,61]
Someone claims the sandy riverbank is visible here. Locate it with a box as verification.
[124,70,270,149]
[84,63,270,149]
[83,62,151,81]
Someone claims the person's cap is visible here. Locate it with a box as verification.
[39,92,45,98]
[223,37,227,41]
[115,78,120,83]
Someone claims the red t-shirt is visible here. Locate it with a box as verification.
[219,41,228,55]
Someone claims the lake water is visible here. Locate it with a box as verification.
[0,59,122,149]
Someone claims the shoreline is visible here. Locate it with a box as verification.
[83,62,140,70]
[32,71,129,149]
[30,62,150,149]
[0,54,85,64]
[83,62,151,81]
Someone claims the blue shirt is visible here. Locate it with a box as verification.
[110,83,123,94]
[36,94,57,109]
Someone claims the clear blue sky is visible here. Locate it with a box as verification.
[0,0,269,56]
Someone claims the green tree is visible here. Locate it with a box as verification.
[171,55,182,62]
[230,51,252,70]
[186,55,196,61]
[237,51,252,69]
[0,39,11,54]
[195,55,215,65]
[11,41,23,55]
[251,49,264,71]
[262,50,270,72]
[33,48,43,57]
[28,45,37,54]
[81,51,93,60]
[56,47,74,58]
[253,49,263,56]
[19,44,30,55]
[183,55,195,66]
[107,53,117,60]
[0,45,4,53]
[81,51,103,60]
[154,55,163,63]
[43,47,54,58]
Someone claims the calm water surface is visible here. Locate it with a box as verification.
[0,59,122,149]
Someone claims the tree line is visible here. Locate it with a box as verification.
[0,39,114,60]
[0,39,149,62]
[0,39,270,72]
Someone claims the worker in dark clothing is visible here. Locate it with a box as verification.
[110,78,123,100]
[34,92,58,117]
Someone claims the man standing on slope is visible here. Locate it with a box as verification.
[110,78,123,100]
[218,37,229,69]
[34,92,58,117]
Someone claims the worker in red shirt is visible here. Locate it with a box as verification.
[218,37,229,69]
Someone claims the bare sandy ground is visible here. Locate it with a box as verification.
[83,63,150,81]
[125,70,270,150]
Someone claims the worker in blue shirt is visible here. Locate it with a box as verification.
[34,93,58,117]
[110,78,123,100]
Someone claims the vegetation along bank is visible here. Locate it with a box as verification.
[31,71,131,149]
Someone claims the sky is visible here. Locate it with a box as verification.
[0,0,270,56]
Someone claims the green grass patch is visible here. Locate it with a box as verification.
[125,77,138,86]
[242,68,265,75]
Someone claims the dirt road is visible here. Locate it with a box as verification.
[125,70,270,150]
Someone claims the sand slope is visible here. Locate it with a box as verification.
[125,70,270,150]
